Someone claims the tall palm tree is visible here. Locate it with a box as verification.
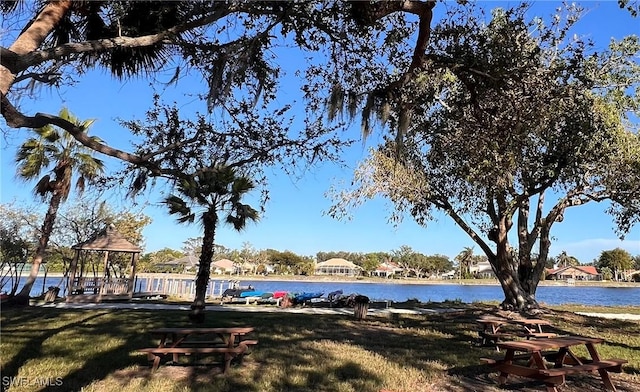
[14,108,104,302]
[455,247,474,279]
[164,165,259,323]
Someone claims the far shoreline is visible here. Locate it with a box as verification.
[40,272,639,288]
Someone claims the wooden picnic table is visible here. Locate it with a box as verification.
[482,336,627,392]
[510,318,553,334]
[139,327,257,372]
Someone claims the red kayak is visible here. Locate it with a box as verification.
[273,291,287,299]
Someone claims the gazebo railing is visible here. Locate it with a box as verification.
[70,277,131,295]
[101,277,130,294]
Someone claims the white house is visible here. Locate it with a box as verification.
[371,261,404,278]
[314,258,362,276]
[211,259,236,274]
[470,261,495,278]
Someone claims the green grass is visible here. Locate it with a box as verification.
[1,303,639,392]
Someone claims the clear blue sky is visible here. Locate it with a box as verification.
[1,1,639,263]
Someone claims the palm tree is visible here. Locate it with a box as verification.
[14,108,104,302]
[455,247,474,279]
[164,165,259,323]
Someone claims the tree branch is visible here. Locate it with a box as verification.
[441,198,496,259]
[1,92,160,173]
[12,72,60,85]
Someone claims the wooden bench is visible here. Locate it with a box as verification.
[139,343,251,372]
[481,350,561,365]
[524,332,557,338]
[539,359,627,377]
[173,339,258,347]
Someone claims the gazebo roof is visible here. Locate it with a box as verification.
[72,225,141,253]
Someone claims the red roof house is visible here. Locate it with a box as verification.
[546,265,601,281]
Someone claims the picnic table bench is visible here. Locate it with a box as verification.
[139,327,257,372]
[481,336,627,391]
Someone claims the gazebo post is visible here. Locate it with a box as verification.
[66,250,80,302]
[97,250,109,301]
[127,253,138,299]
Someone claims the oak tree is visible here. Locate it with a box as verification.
[330,4,640,311]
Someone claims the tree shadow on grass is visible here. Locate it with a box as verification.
[3,305,638,392]
[26,309,384,392]
[1,307,112,392]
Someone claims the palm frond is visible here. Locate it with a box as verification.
[231,176,255,195]
[177,213,196,224]
[225,203,260,231]
[35,125,60,143]
[163,195,193,220]
[33,175,52,200]
[75,176,86,195]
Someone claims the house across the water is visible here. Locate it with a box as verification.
[314,258,362,277]
[545,265,601,281]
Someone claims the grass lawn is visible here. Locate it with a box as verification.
[1,302,639,392]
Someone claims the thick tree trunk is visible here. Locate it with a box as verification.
[15,193,63,301]
[493,256,540,311]
[189,210,217,323]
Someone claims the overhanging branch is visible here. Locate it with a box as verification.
[1,92,159,174]
[441,198,496,259]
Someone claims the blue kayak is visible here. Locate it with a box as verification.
[239,291,265,298]
[293,292,324,302]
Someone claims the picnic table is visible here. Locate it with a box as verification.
[477,317,557,347]
[138,327,257,372]
[482,336,627,391]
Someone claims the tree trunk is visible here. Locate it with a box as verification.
[15,193,63,302]
[189,210,217,323]
[1,0,73,94]
[493,255,540,311]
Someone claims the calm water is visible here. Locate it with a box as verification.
[8,276,640,307]
[238,280,640,307]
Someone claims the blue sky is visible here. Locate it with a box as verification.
[1,1,639,263]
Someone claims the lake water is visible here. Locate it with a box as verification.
[10,276,640,307]
[238,280,640,307]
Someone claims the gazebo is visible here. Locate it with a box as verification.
[66,224,141,303]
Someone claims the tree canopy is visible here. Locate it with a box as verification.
[1,1,434,167]
[329,4,640,310]
[597,248,635,275]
